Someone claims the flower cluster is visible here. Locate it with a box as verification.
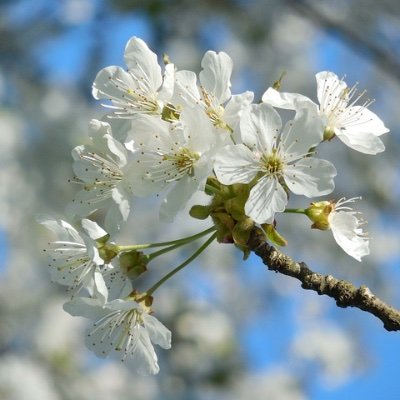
[40,37,388,373]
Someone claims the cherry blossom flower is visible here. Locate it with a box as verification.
[262,71,389,154]
[67,119,134,233]
[92,36,174,118]
[40,218,108,300]
[174,50,253,135]
[305,197,369,261]
[129,107,221,220]
[64,297,171,375]
[214,103,337,224]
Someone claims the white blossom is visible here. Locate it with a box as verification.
[129,107,221,220]
[214,103,336,224]
[67,119,134,233]
[262,71,389,154]
[174,50,253,135]
[328,197,370,261]
[40,218,108,300]
[64,297,171,375]
[93,36,174,117]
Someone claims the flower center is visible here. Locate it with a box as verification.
[125,88,161,114]
[162,147,200,177]
[260,152,283,176]
[200,86,232,132]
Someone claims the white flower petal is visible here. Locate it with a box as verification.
[66,188,109,218]
[214,144,259,185]
[180,107,217,153]
[127,114,170,148]
[240,103,281,153]
[92,66,136,101]
[158,62,175,102]
[159,176,199,222]
[262,87,316,110]
[82,218,107,240]
[330,211,369,261]
[340,106,389,137]
[245,177,287,224]
[336,130,385,154]
[284,158,336,197]
[281,108,324,156]
[63,296,106,318]
[224,91,254,135]
[173,70,200,106]
[106,299,140,311]
[102,265,132,301]
[143,313,172,349]
[105,134,127,167]
[124,37,162,93]
[92,269,109,304]
[199,51,233,104]
[316,71,347,107]
[88,119,112,148]
[131,327,160,375]
[39,218,81,243]
[111,186,130,220]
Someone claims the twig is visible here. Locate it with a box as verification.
[247,227,400,331]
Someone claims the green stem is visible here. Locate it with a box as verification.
[284,208,307,215]
[117,226,216,252]
[147,242,186,261]
[146,232,217,296]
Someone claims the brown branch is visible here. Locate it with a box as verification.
[247,227,400,331]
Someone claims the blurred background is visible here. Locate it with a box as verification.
[1,0,400,399]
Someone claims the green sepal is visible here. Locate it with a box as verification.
[119,250,149,280]
[232,218,254,246]
[98,243,119,263]
[304,201,332,230]
[161,103,181,121]
[190,205,211,220]
[262,223,288,247]
[96,234,110,246]
[235,243,251,260]
[205,176,221,196]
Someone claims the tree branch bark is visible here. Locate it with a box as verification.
[247,227,400,332]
